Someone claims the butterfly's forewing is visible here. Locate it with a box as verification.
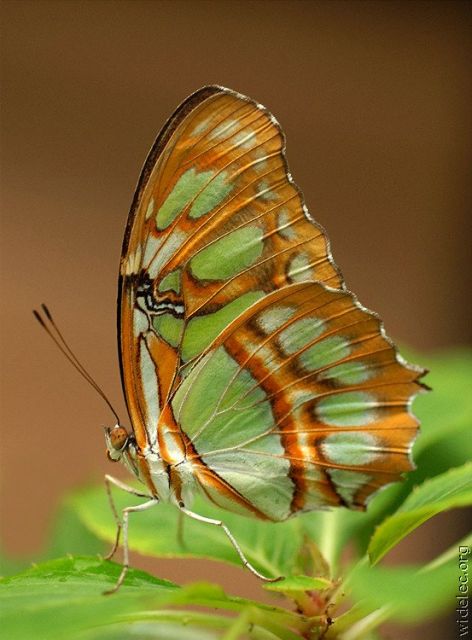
[119,86,342,452]
[171,282,425,519]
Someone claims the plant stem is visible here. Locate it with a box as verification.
[337,606,391,640]
[317,512,339,576]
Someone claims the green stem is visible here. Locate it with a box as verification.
[337,606,392,640]
[317,512,340,576]
[222,609,252,640]
[128,608,302,640]
[224,606,304,640]
[421,531,472,573]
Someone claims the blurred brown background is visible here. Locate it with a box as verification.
[1,1,471,638]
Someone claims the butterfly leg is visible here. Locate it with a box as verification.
[103,474,153,561]
[178,505,282,583]
[103,496,158,595]
[177,509,186,549]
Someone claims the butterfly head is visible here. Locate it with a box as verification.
[105,425,132,462]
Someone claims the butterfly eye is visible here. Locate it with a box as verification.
[109,426,129,451]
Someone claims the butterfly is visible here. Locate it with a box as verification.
[48,86,428,593]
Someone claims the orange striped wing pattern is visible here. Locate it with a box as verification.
[118,86,426,518]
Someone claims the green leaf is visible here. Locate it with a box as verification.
[0,557,303,640]
[348,550,464,624]
[45,501,105,559]
[70,486,303,579]
[324,538,472,636]
[408,349,472,490]
[413,349,472,456]
[0,556,177,640]
[369,462,472,564]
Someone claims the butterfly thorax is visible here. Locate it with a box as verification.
[105,423,196,506]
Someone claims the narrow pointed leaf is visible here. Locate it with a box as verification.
[368,462,472,564]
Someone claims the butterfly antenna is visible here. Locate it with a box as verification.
[33,304,121,424]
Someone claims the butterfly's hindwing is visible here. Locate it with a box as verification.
[170,282,423,519]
